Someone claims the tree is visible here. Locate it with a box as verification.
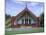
[40,13,44,27]
[5,14,11,28]
[5,14,11,21]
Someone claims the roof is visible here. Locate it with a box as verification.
[11,7,39,20]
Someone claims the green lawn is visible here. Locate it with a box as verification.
[5,27,44,35]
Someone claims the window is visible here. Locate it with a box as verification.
[22,19,31,24]
[22,19,24,24]
[25,19,28,24]
[29,19,31,24]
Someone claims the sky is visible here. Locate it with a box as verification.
[5,0,44,17]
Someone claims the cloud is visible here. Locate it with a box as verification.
[6,0,44,17]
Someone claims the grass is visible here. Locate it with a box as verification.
[5,27,44,35]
